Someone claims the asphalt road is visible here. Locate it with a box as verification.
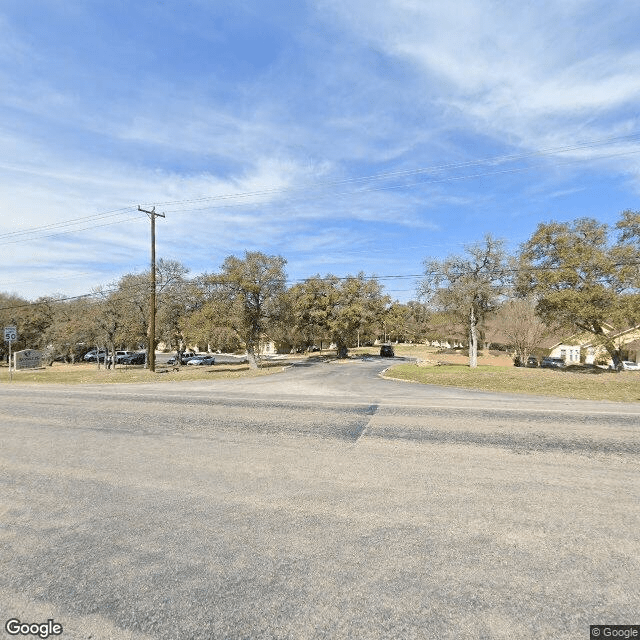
[1,357,639,639]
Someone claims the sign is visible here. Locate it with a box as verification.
[14,349,43,370]
[4,326,17,343]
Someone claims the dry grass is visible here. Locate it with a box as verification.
[352,344,640,403]
[387,362,640,402]
[0,361,286,385]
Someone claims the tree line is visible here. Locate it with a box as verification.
[421,210,640,367]
[1,210,638,368]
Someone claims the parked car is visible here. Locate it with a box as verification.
[167,351,197,365]
[186,355,216,366]
[619,360,640,371]
[83,350,109,362]
[120,352,146,365]
[540,357,566,369]
[115,351,136,363]
[380,344,395,357]
[526,356,538,367]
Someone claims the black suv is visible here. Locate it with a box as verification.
[380,344,395,357]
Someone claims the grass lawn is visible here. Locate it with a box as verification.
[0,361,286,385]
[386,362,640,403]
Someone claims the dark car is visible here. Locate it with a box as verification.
[540,356,566,369]
[526,356,538,367]
[380,344,395,357]
[115,350,136,363]
[120,352,146,365]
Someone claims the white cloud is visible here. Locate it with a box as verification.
[317,0,640,148]
[2,0,640,302]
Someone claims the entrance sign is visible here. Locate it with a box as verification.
[14,350,43,370]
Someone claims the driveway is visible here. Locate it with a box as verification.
[0,358,638,639]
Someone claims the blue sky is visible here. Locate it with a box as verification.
[1,0,640,302]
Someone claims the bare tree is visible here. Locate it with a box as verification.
[493,298,550,364]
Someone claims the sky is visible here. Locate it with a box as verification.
[1,0,640,303]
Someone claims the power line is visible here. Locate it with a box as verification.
[3,131,640,247]
[0,207,139,241]
[1,260,639,312]
[0,213,145,246]
[157,146,640,218]
[146,131,640,210]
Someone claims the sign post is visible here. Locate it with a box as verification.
[4,326,17,382]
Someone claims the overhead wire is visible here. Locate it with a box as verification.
[145,131,640,209]
[2,131,640,246]
[155,144,640,215]
[1,132,639,305]
[0,206,139,241]
[1,259,639,312]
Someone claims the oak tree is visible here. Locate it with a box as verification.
[518,215,639,368]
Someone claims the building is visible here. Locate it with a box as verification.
[547,324,640,366]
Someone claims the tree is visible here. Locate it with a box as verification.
[491,298,551,365]
[8,296,60,355]
[114,259,191,365]
[615,209,640,323]
[218,251,288,369]
[403,301,432,344]
[419,235,509,368]
[0,293,32,361]
[292,273,389,357]
[289,275,337,351]
[424,309,467,347]
[330,274,389,356]
[383,303,409,343]
[518,215,639,368]
[262,286,302,353]
[41,297,98,363]
[155,260,192,358]
[93,287,128,368]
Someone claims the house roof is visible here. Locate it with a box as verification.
[581,324,640,349]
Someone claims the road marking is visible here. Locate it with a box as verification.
[54,389,640,418]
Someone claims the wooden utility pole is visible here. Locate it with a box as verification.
[138,206,165,372]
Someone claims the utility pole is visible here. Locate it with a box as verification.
[138,205,165,372]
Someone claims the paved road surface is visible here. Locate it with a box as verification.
[1,358,638,639]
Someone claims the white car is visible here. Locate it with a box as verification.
[186,355,216,366]
[619,361,640,371]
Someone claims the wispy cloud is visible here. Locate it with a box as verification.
[318,0,640,148]
[1,1,640,301]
